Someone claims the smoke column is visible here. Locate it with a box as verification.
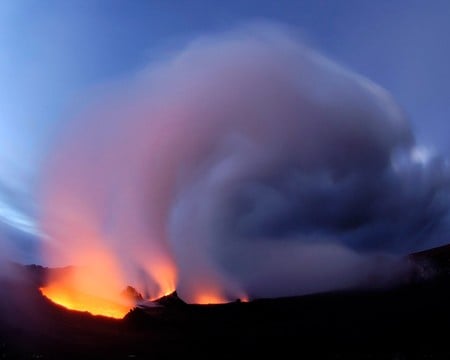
[40,24,450,303]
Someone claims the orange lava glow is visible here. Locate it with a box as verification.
[240,295,250,303]
[194,292,227,305]
[194,292,250,304]
[40,284,130,319]
[143,259,177,300]
[39,239,182,317]
[41,248,134,319]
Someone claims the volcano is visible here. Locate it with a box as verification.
[0,245,450,358]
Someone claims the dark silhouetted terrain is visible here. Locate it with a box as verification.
[2,245,450,359]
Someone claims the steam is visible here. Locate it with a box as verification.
[41,24,450,303]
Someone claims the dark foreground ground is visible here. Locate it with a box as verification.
[2,245,450,359]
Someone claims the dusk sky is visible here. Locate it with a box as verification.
[1,0,450,263]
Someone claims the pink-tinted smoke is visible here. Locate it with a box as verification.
[40,24,448,306]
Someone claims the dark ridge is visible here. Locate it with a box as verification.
[409,243,450,280]
[153,291,186,307]
[2,244,450,358]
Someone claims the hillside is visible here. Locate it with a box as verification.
[1,246,450,358]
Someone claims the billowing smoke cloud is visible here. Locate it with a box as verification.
[40,24,450,303]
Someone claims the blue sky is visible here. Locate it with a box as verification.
[1,0,450,259]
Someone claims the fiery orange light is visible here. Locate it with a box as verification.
[194,291,227,305]
[40,247,134,319]
[194,292,250,304]
[40,284,130,319]
[39,241,183,318]
[143,259,177,300]
[240,295,250,303]
[39,230,245,311]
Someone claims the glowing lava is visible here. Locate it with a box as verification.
[40,284,130,319]
[194,288,228,304]
[142,259,177,299]
[195,294,227,304]
[194,292,250,304]
[40,248,136,318]
[39,243,180,318]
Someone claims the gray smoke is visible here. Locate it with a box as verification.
[41,24,450,303]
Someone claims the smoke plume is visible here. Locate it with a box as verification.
[41,24,450,303]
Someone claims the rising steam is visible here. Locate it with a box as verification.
[40,24,450,305]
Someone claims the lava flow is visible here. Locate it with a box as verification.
[194,292,227,305]
[39,244,239,316]
[39,247,172,318]
[40,284,131,319]
[39,249,134,318]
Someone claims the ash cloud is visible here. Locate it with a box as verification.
[41,24,450,302]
